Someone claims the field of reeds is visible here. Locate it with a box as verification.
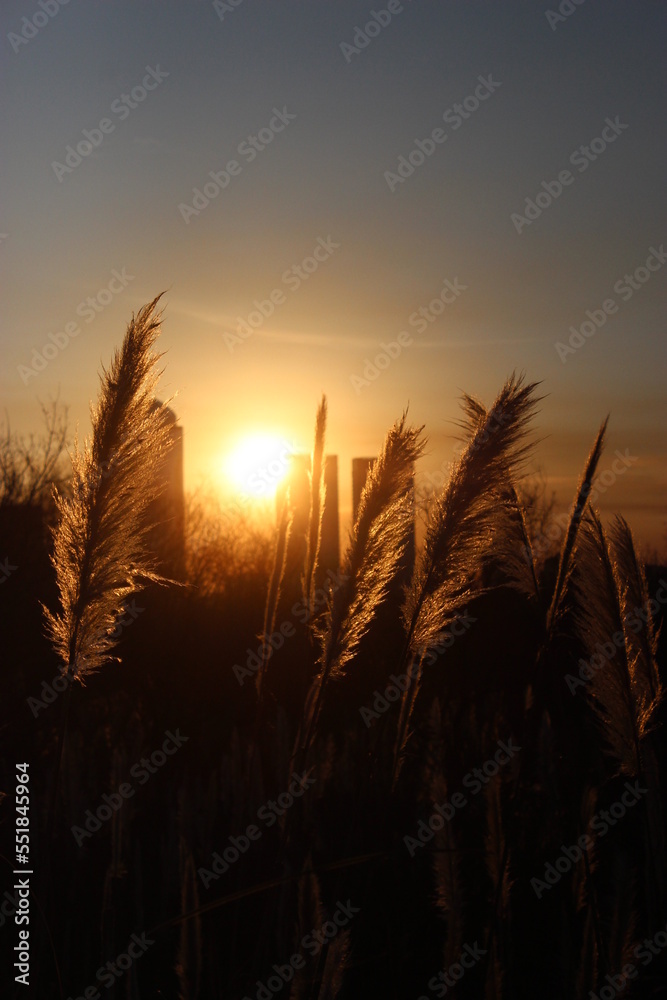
[1,298,666,999]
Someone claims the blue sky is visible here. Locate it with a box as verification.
[1,0,665,544]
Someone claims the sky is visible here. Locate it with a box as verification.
[1,0,665,548]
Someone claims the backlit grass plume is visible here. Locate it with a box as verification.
[43,295,174,682]
[404,374,540,659]
[575,510,662,774]
[393,375,540,777]
[456,387,542,600]
[546,417,608,640]
[300,413,424,753]
[609,515,662,716]
[575,510,641,775]
[320,413,424,675]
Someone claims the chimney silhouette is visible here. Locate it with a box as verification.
[316,455,340,586]
[352,457,375,523]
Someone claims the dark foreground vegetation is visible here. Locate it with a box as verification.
[1,300,666,999]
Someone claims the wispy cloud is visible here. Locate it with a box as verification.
[417,336,544,348]
[253,328,380,349]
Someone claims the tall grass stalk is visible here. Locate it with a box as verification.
[44,294,174,681]
[44,295,174,830]
[393,375,540,781]
[303,395,327,619]
[299,413,424,758]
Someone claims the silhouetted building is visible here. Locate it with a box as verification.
[316,455,340,588]
[352,457,375,522]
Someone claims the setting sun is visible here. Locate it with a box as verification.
[223,433,295,499]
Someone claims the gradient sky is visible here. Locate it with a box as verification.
[1,0,665,547]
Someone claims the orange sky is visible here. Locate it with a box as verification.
[1,1,664,553]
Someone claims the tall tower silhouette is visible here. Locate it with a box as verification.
[352,457,375,523]
[316,455,340,587]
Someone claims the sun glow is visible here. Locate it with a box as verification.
[223,433,295,500]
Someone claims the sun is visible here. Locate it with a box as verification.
[223,433,295,500]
